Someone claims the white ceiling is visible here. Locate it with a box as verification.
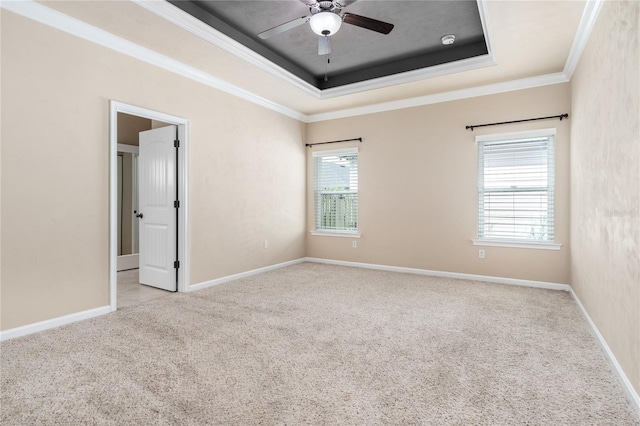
[32,0,588,120]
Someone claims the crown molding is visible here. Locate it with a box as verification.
[320,54,496,99]
[563,0,603,79]
[3,0,598,123]
[133,0,497,100]
[0,0,306,122]
[476,0,494,60]
[306,72,570,122]
[131,0,320,98]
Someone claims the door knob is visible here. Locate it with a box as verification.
[135,213,144,219]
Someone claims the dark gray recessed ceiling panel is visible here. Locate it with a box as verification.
[169,0,488,90]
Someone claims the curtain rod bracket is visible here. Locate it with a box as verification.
[305,137,362,147]
[466,114,568,131]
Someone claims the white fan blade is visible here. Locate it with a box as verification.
[258,16,310,39]
[318,36,331,56]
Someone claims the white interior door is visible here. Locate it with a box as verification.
[138,125,177,291]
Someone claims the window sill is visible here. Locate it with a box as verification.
[472,239,562,250]
[310,231,361,238]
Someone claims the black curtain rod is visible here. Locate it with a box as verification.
[466,114,568,131]
[306,137,362,147]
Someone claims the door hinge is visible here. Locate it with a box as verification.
[174,200,180,208]
[174,139,180,148]
[174,260,180,269]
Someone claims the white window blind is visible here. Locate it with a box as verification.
[477,130,555,243]
[313,148,358,233]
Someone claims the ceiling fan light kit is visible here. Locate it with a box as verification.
[309,11,342,36]
[257,0,394,57]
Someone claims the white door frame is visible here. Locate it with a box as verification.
[116,143,139,272]
[109,101,190,311]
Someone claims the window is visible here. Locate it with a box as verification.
[476,129,557,248]
[312,148,358,234]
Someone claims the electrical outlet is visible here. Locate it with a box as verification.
[479,249,485,259]
[352,240,357,248]
[264,240,269,249]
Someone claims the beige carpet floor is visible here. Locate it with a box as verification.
[1,262,638,425]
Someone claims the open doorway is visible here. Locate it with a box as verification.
[116,113,173,308]
[109,102,190,311]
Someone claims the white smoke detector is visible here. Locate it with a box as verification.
[441,35,456,45]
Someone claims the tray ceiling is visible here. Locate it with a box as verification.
[169,0,489,91]
[16,0,588,117]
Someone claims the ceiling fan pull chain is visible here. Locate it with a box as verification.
[324,56,330,82]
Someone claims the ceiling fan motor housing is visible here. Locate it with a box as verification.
[310,1,342,14]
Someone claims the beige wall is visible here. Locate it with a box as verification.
[117,113,151,146]
[151,120,172,130]
[570,1,640,393]
[306,84,571,284]
[0,11,306,330]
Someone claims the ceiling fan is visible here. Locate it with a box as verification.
[258,0,394,56]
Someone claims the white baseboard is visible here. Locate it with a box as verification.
[0,258,302,342]
[189,258,307,292]
[3,257,637,414]
[570,288,640,413]
[117,254,139,271]
[0,305,111,342]
[305,257,638,412]
[304,257,571,291]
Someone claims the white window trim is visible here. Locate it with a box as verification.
[313,147,359,234]
[475,127,556,143]
[311,147,359,157]
[472,239,562,250]
[476,127,558,246]
[310,230,361,238]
